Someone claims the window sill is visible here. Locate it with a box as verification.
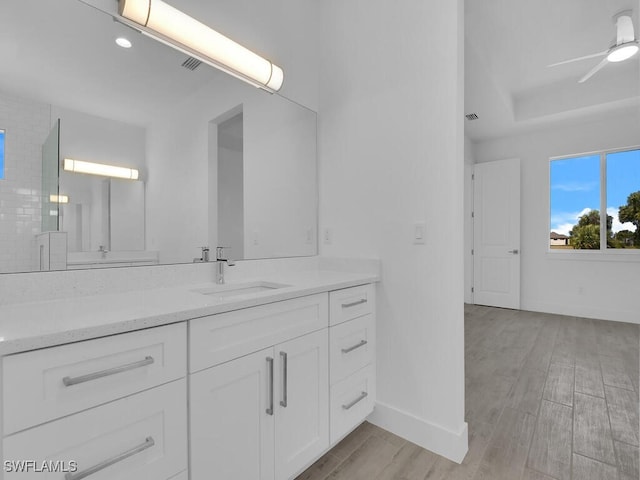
[546,250,640,262]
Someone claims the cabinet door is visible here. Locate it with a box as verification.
[275,330,329,480]
[190,348,275,480]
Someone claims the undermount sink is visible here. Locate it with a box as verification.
[191,281,290,300]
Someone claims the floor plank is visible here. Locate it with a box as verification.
[472,407,536,480]
[372,442,439,480]
[325,435,404,480]
[527,400,573,480]
[542,363,575,406]
[600,355,635,391]
[615,441,640,480]
[605,385,640,447]
[506,368,547,415]
[572,453,619,480]
[573,393,617,464]
[574,363,605,398]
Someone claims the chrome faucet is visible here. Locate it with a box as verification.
[215,246,236,284]
[194,246,210,263]
[98,245,109,259]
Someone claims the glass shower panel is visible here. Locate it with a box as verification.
[42,119,60,232]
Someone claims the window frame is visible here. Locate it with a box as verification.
[548,145,640,258]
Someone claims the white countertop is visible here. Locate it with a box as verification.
[0,269,378,355]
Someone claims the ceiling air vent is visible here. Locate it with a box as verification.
[465,113,479,121]
[181,57,202,71]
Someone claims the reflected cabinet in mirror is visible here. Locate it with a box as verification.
[0,0,318,274]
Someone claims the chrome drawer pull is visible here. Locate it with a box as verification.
[341,340,368,354]
[341,298,367,308]
[342,391,368,410]
[280,351,288,408]
[266,357,274,415]
[62,356,154,387]
[65,436,155,480]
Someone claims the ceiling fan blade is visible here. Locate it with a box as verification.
[547,50,607,67]
[578,58,609,83]
[616,14,635,45]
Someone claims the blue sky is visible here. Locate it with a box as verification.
[550,149,639,235]
[0,130,4,180]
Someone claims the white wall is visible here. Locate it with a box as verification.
[318,0,467,462]
[0,90,51,273]
[474,109,640,324]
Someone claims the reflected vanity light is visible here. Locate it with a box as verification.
[63,158,139,180]
[49,194,69,203]
[117,0,284,92]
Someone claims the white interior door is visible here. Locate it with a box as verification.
[473,158,521,309]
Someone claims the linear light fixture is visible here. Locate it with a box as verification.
[63,158,139,180]
[118,0,284,92]
[49,194,69,204]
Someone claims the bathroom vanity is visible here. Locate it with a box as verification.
[0,266,377,479]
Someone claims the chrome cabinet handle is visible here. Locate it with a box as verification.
[342,391,368,410]
[341,340,368,354]
[341,298,367,308]
[62,356,154,387]
[508,249,519,254]
[65,436,155,480]
[266,357,274,415]
[279,351,288,408]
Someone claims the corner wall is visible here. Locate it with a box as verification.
[318,0,467,462]
[474,109,640,324]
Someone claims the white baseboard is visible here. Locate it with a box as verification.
[368,401,468,463]
[523,300,639,324]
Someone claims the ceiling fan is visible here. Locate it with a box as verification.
[548,10,639,83]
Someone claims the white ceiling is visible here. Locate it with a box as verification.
[465,0,640,141]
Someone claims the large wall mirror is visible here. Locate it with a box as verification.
[0,0,318,274]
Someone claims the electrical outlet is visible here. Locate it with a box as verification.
[413,222,426,244]
[323,228,332,245]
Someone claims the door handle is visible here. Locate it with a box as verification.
[266,357,274,416]
[279,351,288,408]
[508,249,519,254]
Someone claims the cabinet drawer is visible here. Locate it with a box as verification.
[329,284,374,326]
[330,314,375,384]
[189,293,328,373]
[330,364,375,445]
[3,323,186,435]
[3,379,187,479]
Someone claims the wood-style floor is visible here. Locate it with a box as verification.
[297,305,640,480]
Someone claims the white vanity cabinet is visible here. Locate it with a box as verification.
[1,323,188,480]
[0,279,377,480]
[328,284,376,444]
[189,294,329,480]
[189,284,376,480]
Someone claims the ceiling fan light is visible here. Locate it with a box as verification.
[606,43,639,62]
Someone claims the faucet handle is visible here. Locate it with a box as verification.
[216,246,231,259]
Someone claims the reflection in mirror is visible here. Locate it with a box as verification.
[0,0,318,274]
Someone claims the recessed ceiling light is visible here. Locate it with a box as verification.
[115,37,132,49]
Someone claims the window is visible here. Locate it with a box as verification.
[0,129,4,180]
[550,147,640,251]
